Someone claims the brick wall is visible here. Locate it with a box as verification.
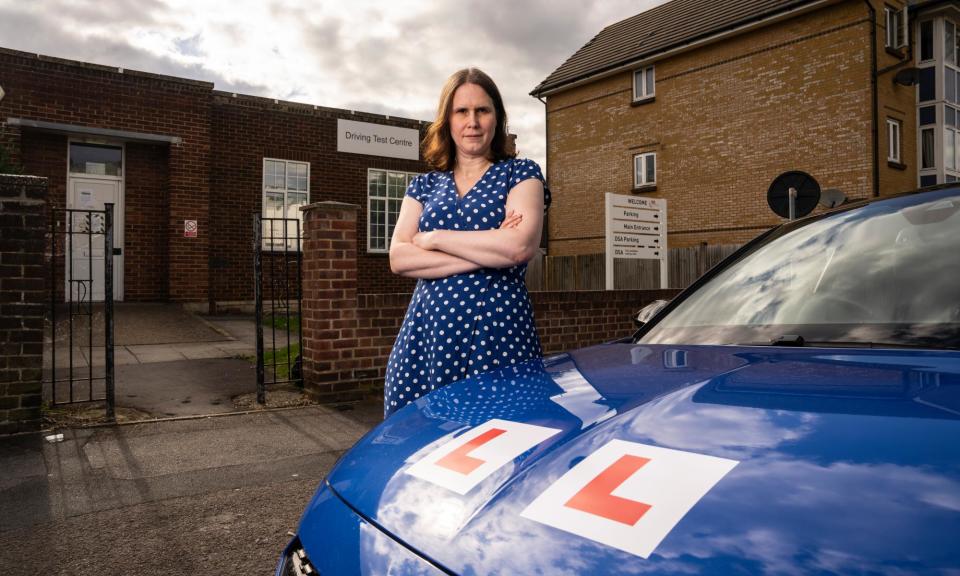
[0,48,211,303]
[210,93,425,305]
[532,289,680,353]
[543,0,913,256]
[300,202,683,403]
[875,0,917,196]
[122,143,169,301]
[0,175,46,435]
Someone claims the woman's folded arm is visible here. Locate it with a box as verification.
[389,197,482,279]
[414,179,544,268]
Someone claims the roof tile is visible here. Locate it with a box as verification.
[532,0,819,95]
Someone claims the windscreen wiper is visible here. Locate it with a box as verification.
[765,336,957,350]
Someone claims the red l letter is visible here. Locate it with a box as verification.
[564,455,652,525]
[436,428,507,475]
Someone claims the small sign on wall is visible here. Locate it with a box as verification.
[337,119,420,160]
[184,220,198,238]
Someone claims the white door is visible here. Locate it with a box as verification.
[67,178,124,302]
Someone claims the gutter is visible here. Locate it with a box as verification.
[864,0,880,198]
[537,94,550,253]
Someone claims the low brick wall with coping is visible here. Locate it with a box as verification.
[0,174,46,435]
[300,200,683,403]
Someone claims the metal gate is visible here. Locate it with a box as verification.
[46,204,116,420]
[253,214,304,404]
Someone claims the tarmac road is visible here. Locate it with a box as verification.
[0,403,383,575]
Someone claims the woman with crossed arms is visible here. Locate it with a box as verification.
[384,68,550,418]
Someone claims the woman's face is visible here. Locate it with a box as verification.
[449,82,497,160]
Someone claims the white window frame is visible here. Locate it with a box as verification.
[916,17,960,186]
[885,6,906,48]
[367,168,419,253]
[633,152,656,188]
[68,141,124,180]
[887,118,902,163]
[921,126,936,170]
[261,158,310,251]
[633,65,655,101]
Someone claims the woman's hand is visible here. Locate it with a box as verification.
[412,230,437,251]
[500,209,523,229]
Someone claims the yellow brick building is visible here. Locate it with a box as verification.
[532,0,959,255]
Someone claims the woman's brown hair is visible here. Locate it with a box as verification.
[422,68,514,171]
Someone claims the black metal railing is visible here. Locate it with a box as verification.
[253,215,304,404]
[47,204,115,420]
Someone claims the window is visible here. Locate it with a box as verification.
[885,6,904,48]
[920,20,934,61]
[638,190,960,348]
[947,126,959,171]
[262,158,309,250]
[887,118,902,163]
[947,68,957,104]
[368,169,418,252]
[634,152,656,188]
[919,66,936,102]
[922,128,936,169]
[69,143,122,177]
[915,18,960,187]
[947,20,956,65]
[633,65,655,101]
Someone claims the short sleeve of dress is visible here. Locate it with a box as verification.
[509,158,551,212]
[404,174,429,204]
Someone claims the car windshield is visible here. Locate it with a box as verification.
[638,188,960,349]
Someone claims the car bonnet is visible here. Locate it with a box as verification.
[310,343,960,575]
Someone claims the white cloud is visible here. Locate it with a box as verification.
[0,0,670,169]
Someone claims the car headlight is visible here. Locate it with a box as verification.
[280,538,318,576]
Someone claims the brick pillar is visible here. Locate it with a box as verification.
[0,175,46,434]
[300,201,368,402]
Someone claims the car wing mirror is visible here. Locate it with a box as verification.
[634,299,670,328]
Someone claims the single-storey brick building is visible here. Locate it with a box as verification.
[0,47,429,310]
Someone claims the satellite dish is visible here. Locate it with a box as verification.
[894,67,920,86]
[820,188,846,208]
[767,171,820,219]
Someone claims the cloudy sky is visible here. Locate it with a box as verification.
[0,0,668,169]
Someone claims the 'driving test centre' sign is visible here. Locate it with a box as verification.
[337,119,420,161]
[605,193,668,289]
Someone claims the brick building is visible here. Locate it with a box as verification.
[0,47,428,310]
[532,0,958,255]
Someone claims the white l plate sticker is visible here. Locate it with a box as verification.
[405,419,561,495]
[521,439,738,558]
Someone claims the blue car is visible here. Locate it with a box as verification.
[278,187,960,575]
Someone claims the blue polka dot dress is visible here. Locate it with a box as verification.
[384,158,551,417]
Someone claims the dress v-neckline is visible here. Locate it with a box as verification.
[452,161,496,200]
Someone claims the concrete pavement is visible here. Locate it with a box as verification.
[45,307,268,369]
[42,305,308,418]
[0,403,383,575]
